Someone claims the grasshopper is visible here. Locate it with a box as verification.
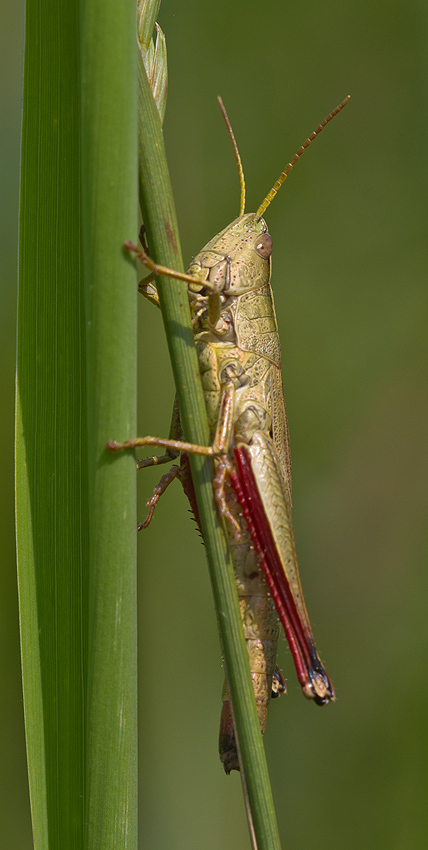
[108,95,349,772]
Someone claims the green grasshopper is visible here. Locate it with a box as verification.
[108,95,349,772]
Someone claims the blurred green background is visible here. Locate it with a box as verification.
[2,1,427,848]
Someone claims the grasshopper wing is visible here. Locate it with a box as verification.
[232,432,335,705]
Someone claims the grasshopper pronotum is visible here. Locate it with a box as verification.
[108,95,349,772]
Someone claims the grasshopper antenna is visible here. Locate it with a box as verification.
[218,96,246,216]
[256,95,350,220]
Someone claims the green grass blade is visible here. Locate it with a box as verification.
[81,0,138,847]
[16,0,138,847]
[137,12,282,847]
[16,1,87,846]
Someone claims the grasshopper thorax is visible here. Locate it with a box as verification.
[187,213,273,298]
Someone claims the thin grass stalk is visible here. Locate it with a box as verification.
[136,7,282,846]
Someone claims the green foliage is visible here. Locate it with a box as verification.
[16,0,137,847]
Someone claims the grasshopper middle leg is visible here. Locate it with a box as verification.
[106,383,235,460]
[107,383,241,536]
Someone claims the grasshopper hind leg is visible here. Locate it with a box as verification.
[138,464,181,530]
[135,399,182,529]
[137,448,179,470]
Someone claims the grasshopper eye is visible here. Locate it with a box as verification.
[254,232,273,259]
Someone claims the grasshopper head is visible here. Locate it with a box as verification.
[188,213,273,298]
[204,96,350,300]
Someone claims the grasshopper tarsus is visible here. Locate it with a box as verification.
[124,239,141,257]
[137,464,182,530]
[106,440,123,453]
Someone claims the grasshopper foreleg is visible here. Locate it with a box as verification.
[124,241,218,293]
